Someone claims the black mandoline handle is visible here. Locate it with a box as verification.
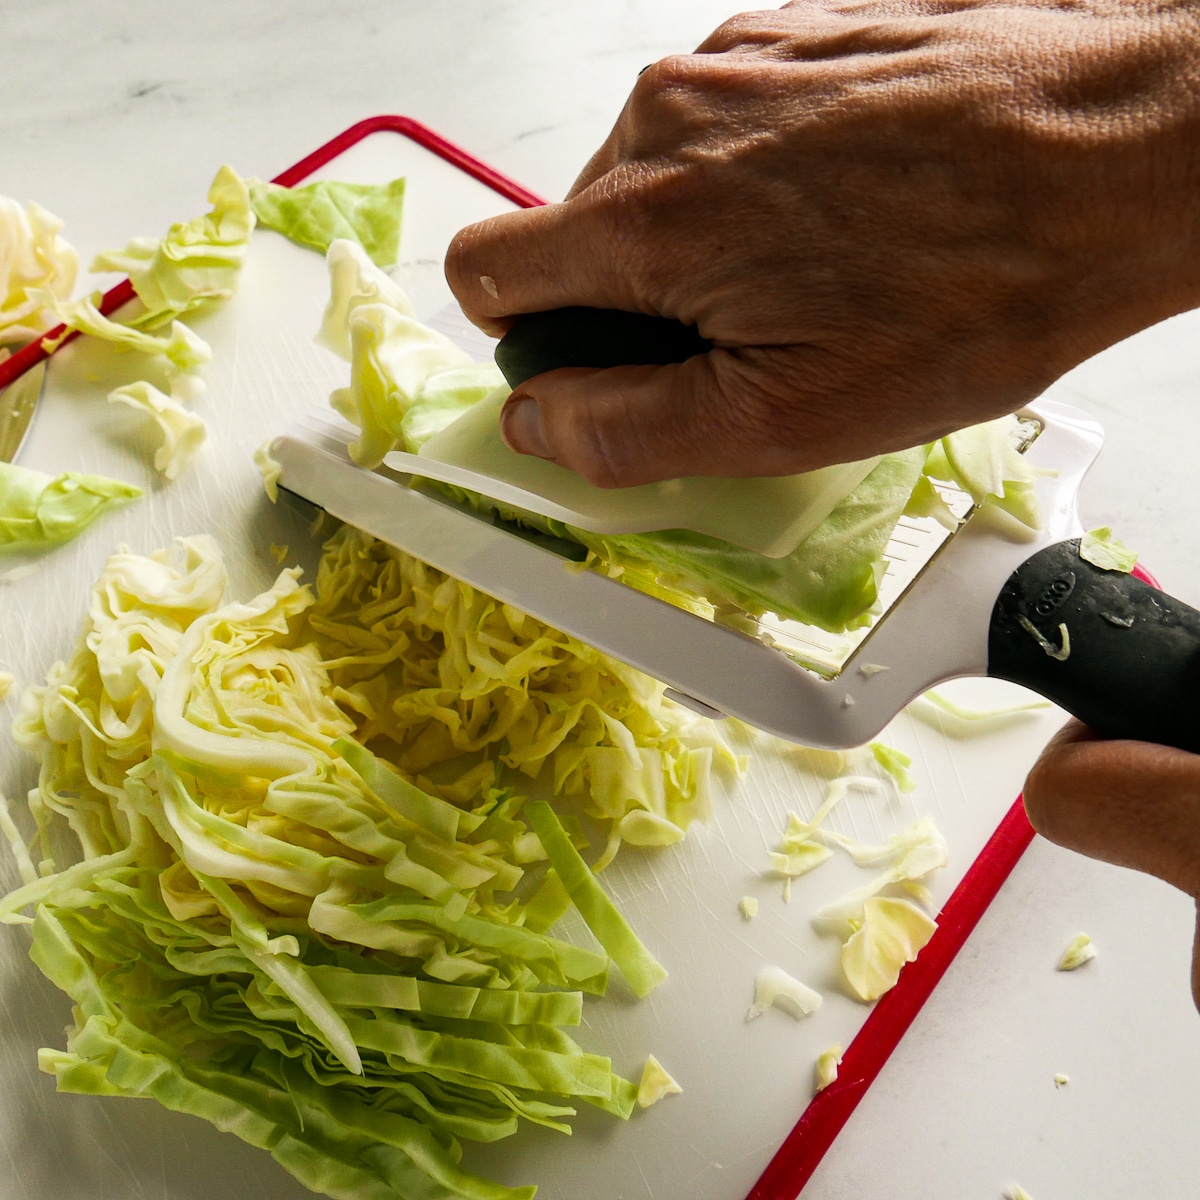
[495,307,713,389]
[988,539,1200,753]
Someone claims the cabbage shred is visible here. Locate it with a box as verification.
[0,527,735,1200]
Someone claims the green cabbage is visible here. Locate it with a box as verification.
[1079,527,1137,573]
[908,686,1052,733]
[307,525,738,860]
[1,526,737,1200]
[0,194,78,347]
[249,178,406,269]
[1056,933,1097,971]
[840,896,937,1002]
[745,964,823,1021]
[0,461,140,550]
[254,441,283,502]
[636,1054,682,1108]
[108,381,207,480]
[814,1043,842,1092]
[814,815,949,929]
[89,165,254,329]
[869,741,916,793]
[32,292,212,386]
[525,801,666,999]
[317,239,415,359]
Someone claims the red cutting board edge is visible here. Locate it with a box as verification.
[2,114,1150,1200]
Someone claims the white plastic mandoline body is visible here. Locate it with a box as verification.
[269,390,1102,749]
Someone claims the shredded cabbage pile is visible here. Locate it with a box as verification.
[0,525,737,1200]
[303,524,739,869]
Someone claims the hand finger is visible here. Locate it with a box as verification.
[446,196,654,337]
[495,345,866,488]
[447,52,763,332]
[1023,721,1200,899]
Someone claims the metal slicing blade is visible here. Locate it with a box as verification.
[0,362,47,465]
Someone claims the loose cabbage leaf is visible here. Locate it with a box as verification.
[746,965,823,1021]
[0,462,140,550]
[636,1055,682,1108]
[814,815,949,930]
[1079,527,1137,573]
[249,178,406,269]
[1056,933,1097,971]
[869,741,916,793]
[31,291,212,382]
[90,165,254,328]
[108,381,207,480]
[908,686,1052,734]
[841,895,936,1001]
[814,1043,842,1092]
[0,195,78,346]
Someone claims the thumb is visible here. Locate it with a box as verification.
[497,348,820,488]
[1024,721,1200,1011]
[1023,720,1200,899]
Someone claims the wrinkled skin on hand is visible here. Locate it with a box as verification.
[447,0,1200,487]
[1024,721,1200,1011]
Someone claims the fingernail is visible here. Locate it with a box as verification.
[501,395,554,460]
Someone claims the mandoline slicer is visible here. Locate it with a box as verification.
[269,305,1200,754]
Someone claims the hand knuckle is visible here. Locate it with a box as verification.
[630,54,704,115]
[697,11,777,54]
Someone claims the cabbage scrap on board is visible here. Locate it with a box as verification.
[89,165,255,329]
[1079,526,1137,574]
[31,167,251,483]
[0,193,78,346]
[0,461,140,550]
[248,177,406,269]
[318,251,1043,634]
[107,380,208,480]
[758,766,947,1004]
[0,527,737,1200]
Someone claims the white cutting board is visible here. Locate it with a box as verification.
[0,127,1066,1200]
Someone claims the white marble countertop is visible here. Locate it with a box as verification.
[3,3,1200,1199]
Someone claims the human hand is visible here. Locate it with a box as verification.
[1023,720,1200,1010]
[447,0,1200,487]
